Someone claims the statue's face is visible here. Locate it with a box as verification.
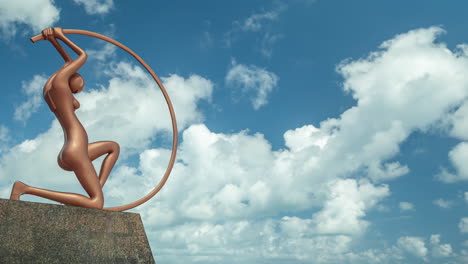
[69,73,84,94]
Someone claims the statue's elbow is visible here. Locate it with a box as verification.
[81,53,88,63]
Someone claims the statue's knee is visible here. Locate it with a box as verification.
[88,194,104,209]
[89,196,104,209]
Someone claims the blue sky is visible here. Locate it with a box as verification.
[1,0,468,263]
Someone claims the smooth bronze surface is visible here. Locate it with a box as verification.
[10,28,178,212]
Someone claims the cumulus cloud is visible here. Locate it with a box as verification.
[14,75,47,123]
[449,101,468,140]
[86,43,117,62]
[118,124,280,219]
[151,218,354,264]
[328,27,468,184]
[284,124,329,152]
[399,201,415,211]
[430,234,453,257]
[397,236,428,259]
[101,121,389,238]
[436,142,468,183]
[0,0,60,39]
[150,214,456,264]
[433,198,454,209]
[83,62,213,145]
[312,179,389,235]
[366,161,409,182]
[225,60,278,110]
[336,234,453,263]
[72,0,114,15]
[152,24,468,262]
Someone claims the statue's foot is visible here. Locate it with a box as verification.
[10,181,28,200]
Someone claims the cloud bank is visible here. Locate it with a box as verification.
[0,0,60,39]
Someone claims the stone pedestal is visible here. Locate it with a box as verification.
[0,199,155,263]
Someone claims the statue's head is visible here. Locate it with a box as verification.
[69,73,84,94]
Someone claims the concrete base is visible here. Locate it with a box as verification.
[0,198,155,264]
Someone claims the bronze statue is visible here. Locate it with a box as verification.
[10,28,178,212]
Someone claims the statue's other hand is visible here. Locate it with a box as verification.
[52,27,65,39]
[41,28,54,41]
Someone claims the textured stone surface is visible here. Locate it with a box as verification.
[0,199,155,264]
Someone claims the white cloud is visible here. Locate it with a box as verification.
[460,218,468,233]
[240,10,280,32]
[328,27,468,184]
[123,124,279,221]
[86,43,117,62]
[344,248,401,264]
[224,5,285,56]
[95,122,388,251]
[339,234,454,263]
[449,100,468,140]
[73,0,114,15]
[225,60,278,110]
[159,25,468,261]
[0,0,60,39]
[284,124,329,152]
[366,161,409,182]
[0,125,9,155]
[0,127,64,187]
[436,142,468,183]
[399,201,415,211]
[312,178,389,235]
[433,198,454,209]
[150,218,355,264]
[14,75,47,123]
[397,236,428,259]
[85,62,213,145]
[430,234,453,257]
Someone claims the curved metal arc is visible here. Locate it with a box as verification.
[36,29,178,211]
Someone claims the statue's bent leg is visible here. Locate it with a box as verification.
[88,141,120,187]
[10,158,104,209]
[9,179,103,209]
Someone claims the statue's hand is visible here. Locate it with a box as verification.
[41,28,54,41]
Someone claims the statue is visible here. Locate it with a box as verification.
[9,27,178,212]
